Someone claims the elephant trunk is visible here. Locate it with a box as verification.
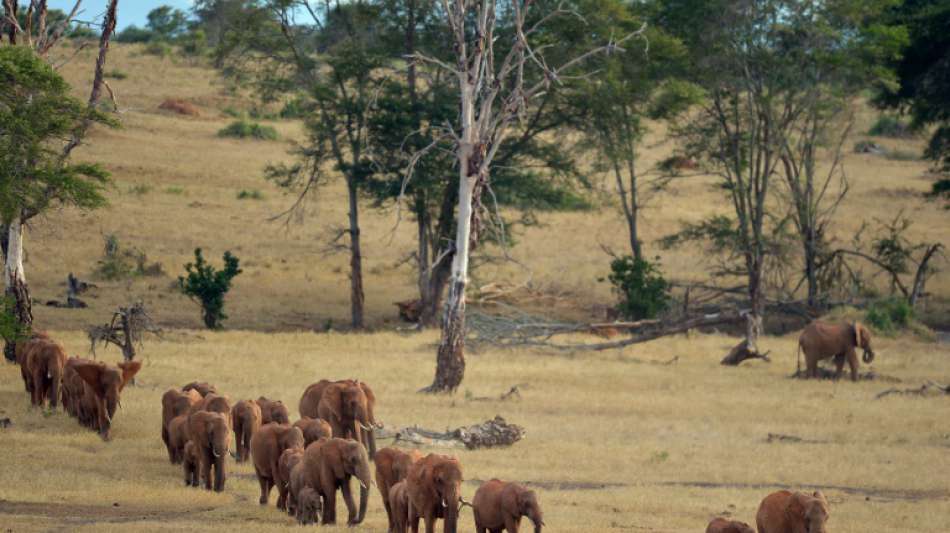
[443,487,459,533]
[354,464,372,523]
[862,348,875,364]
[213,454,226,492]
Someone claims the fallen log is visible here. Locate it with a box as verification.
[380,416,526,450]
[720,339,771,366]
[875,381,950,399]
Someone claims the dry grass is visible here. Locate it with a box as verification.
[2,42,948,532]
[2,329,949,531]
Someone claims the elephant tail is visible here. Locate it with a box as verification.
[796,342,802,375]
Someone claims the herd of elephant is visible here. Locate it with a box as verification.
[15,331,142,440]
[705,490,829,532]
[160,378,546,533]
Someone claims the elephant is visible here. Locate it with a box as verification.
[256,396,290,424]
[182,381,217,397]
[182,440,200,487]
[67,358,141,440]
[302,437,374,526]
[798,320,875,381]
[756,490,829,533]
[232,399,263,462]
[294,416,333,446]
[188,410,231,491]
[299,379,379,458]
[276,447,305,512]
[389,480,411,533]
[250,422,305,506]
[472,479,544,533]
[406,453,463,533]
[296,486,322,525]
[191,393,232,429]
[166,414,191,464]
[25,339,66,410]
[376,447,424,532]
[61,358,88,419]
[706,517,754,533]
[162,388,202,462]
[289,459,312,517]
[15,331,50,394]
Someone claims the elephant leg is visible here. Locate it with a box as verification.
[322,482,336,524]
[505,515,521,532]
[423,512,436,533]
[834,353,845,380]
[383,497,394,532]
[409,506,420,533]
[806,355,818,379]
[342,477,358,524]
[256,471,270,504]
[847,349,859,382]
[277,483,287,511]
[201,452,213,490]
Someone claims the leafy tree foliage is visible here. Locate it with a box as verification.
[607,256,670,320]
[178,248,242,329]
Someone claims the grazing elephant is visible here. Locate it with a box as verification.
[798,320,875,381]
[300,379,379,458]
[182,381,217,397]
[706,517,754,533]
[296,486,322,525]
[303,437,374,526]
[232,399,262,462]
[376,447,424,532]
[188,410,231,491]
[68,358,141,440]
[182,440,200,487]
[256,396,290,424]
[390,480,411,533]
[250,423,305,506]
[162,388,202,462]
[756,490,829,533]
[406,453,463,533]
[472,479,544,533]
[289,460,311,517]
[294,416,333,446]
[277,447,305,512]
[166,414,191,464]
[25,339,66,410]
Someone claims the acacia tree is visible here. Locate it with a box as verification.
[416,0,642,392]
[0,0,118,360]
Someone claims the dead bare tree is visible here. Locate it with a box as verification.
[413,0,644,393]
[87,302,160,361]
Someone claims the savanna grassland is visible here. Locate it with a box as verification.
[1,42,949,532]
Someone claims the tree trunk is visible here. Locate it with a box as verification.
[3,218,32,362]
[347,177,365,329]
[745,260,764,353]
[803,225,818,309]
[424,167,475,393]
[419,185,457,327]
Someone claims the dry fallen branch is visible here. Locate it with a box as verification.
[87,302,160,361]
[875,381,950,400]
[720,339,771,366]
[381,416,526,450]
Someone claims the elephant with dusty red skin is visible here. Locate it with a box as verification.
[182,440,200,487]
[66,358,141,440]
[188,410,231,491]
[296,486,322,525]
[182,381,217,397]
[376,447,423,532]
[166,414,191,464]
[232,399,262,462]
[25,339,66,410]
[389,480,411,533]
[256,396,290,424]
[276,447,305,512]
[299,379,379,458]
[294,416,332,446]
[302,437,374,526]
[406,453,463,533]
[250,423,305,506]
[162,388,202,462]
[798,320,876,381]
[705,517,754,533]
[756,490,829,533]
[15,331,50,394]
[472,479,544,533]
[191,392,232,424]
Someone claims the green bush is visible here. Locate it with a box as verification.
[237,189,263,200]
[165,186,186,195]
[217,120,279,141]
[607,256,670,320]
[95,235,163,280]
[143,41,173,58]
[280,97,310,119]
[865,297,913,334]
[221,106,243,118]
[178,248,242,329]
[868,115,913,138]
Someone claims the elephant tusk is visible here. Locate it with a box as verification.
[213,449,221,458]
[359,479,367,490]
[442,499,447,508]
[359,422,373,431]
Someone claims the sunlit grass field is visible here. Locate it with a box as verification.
[1,42,948,532]
[2,329,948,531]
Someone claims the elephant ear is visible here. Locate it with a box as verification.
[320,384,344,421]
[117,360,142,391]
[785,492,808,522]
[358,381,377,423]
[73,362,108,397]
[812,490,827,506]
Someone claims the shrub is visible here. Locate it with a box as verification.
[95,235,164,280]
[607,256,670,320]
[280,97,310,119]
[865,297,913,334]
[237,189,263,200]
[165,186,186,195]
[927,178,949,204]
[105,69,128,80]
[217,120,279,141]
[143,41,172,58]
[116,25,154,43]
[178,248,242,329]
[221,106,243,118]
[868,115,913,138]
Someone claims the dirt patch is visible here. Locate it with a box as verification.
[656,481,949,502]
[0,499,216,524]
[158,98,200,116]
[765,433,828,444]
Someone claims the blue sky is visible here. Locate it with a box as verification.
[47,1,194,30]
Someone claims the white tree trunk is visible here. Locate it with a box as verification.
[5,217,25,288]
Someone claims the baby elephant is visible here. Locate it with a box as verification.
[706,517,754,533]
[182,440,199,487]
[296,487,322,525]
[756,490,829,533]
[473,479,544,533]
